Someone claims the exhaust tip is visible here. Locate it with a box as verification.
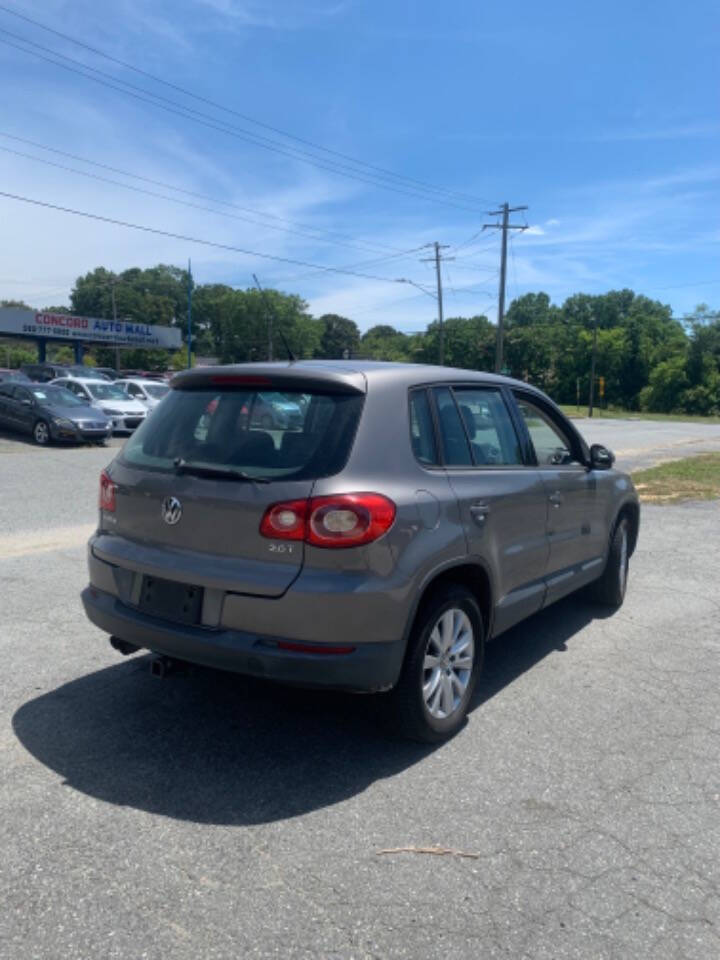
[110,636,141,656]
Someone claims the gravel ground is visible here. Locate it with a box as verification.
[1,427,719,959]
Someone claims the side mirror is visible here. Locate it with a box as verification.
[589,443,615,470]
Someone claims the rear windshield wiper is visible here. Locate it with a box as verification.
[173,458,270,483]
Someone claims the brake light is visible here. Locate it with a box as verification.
[260,494,395,548]
[99,470,116,512]
[209,375,272,386]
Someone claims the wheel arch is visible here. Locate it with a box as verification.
[402,560,494,653]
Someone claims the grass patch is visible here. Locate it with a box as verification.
[632,454,720,503]
[558,405,720,424]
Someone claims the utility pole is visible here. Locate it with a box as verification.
[110,279,120,374]
[187,259,193,369]
[482,203,528,373]
[265,277,274,362]
[420,242,452,364]
[588,312,598,418]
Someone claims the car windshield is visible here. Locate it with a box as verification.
[31,386,85,406]
[144,383,170,399]
[71,367,110,380]
[88,383,128,400]
[122,387,363,480]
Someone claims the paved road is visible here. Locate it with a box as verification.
[1,433,719,959]
[570,418,720,472]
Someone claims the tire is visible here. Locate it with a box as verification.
[588,515,629,608]
[388,586,484,743]
[33,420,51,446]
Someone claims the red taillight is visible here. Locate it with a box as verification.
[209,375,272,386]
[99,470,116,512]
[260,493,395,548]
[259,499,308,540]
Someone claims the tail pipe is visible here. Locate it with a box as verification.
[110,636,141,656]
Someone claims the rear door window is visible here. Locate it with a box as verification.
[408,389,439,466]
[122,387,363,480]
[452,388,522,465]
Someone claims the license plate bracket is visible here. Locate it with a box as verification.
[138,576,203,625]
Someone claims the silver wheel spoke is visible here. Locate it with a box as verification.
[450,671,465,697]
[439,611,454,651]
[423,653,441,670]
[450,634,472,658]
[428,680,443,715]
[423,667,442,699]
[451,610,465,644]
[440,674,454,716]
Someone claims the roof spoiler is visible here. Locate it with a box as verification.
[171,364,366,395]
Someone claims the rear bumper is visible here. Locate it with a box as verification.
[82,585,402,692]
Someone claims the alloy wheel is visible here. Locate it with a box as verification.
[422,607,475,720]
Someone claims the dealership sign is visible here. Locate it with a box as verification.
[0,307,182,349]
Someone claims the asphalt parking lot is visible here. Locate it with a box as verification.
[1,421,719,959]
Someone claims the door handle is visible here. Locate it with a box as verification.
[548,492,563,508]
[469,503,490,525]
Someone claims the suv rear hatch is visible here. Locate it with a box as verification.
[95,367,365,597]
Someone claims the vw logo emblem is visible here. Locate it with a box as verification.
[161,496,182,525]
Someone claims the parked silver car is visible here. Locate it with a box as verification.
[115,378,170,410]
[82,362,639,741]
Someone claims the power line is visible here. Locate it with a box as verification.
[0,3,496,208]
[0,28,490,214]
[0,131,403,254]
[0,189,431,286]
[0,142,408,256]
[271,246,431,287]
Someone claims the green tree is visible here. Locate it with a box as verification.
[316,314,360,359]
[639,356,689,412]
[359,325,410,360]
[1,299,33,310]
[414,316,494,369]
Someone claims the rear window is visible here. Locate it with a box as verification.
[121,387,363,480]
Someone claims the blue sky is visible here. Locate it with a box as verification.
[0,0,718,331]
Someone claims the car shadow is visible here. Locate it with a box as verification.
[0,426,119,450]
[12,596,609,826]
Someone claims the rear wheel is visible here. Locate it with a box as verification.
[33,420,50,445]
[589,516,629,607]
[388,586,484,743]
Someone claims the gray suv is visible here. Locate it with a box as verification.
[82,362,639,741]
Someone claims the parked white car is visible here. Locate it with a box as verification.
[49,377,148,433]
[114,378,170,411]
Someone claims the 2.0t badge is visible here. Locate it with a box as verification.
[161,496,182,525]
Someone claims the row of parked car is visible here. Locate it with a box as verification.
[0,363,170,446]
